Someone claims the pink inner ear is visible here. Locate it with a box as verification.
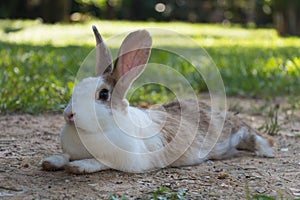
[121,48,150,76]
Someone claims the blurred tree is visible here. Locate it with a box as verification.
[4,0,297,32]
[255,0,273,26]
[0,0,40,19]
[41,0,72,23]
[0,0,72,23]
[0,0,19,18]
[272,0,300,36]
[75,0,122,19]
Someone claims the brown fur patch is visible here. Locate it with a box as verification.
[103,75,116,89]
[158,98,275,161]
[267,137,275,147]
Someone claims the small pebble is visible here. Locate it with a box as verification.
[22,163,29,168]
[290,188,300,197]
[88,183,98,187]
[220,182,228,188]
[280,148,289,152]
[217,173,229,179]
[256,188,266,194]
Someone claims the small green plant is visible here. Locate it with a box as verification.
[245,181,251,200]
[252,194,276,200]
[151,186,189,200]
[109,187,190,200]
[245,181,279,200]
[258,104,282,135]
[109,194,129,200]
[228,101,243,114]
[283,96,300,120]
[250,101,269,116]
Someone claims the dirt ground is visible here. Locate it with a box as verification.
[0,98,299,199]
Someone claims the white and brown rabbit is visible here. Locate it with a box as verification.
[41,26,275,174]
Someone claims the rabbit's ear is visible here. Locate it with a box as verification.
[112,30,152,99]
[92,26,113,76]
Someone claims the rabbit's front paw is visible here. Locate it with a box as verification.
[66,159,108,174]
[41,154,70,171]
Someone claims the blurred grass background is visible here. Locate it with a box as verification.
[0,19,300,113]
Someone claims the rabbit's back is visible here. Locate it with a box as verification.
[161,98,252,142]
[159,98,267,166]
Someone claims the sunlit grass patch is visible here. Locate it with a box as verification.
[0,19,299,113]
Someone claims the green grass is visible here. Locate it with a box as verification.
[110,186,286,200]
[109,186,190,200]
[1,19,300,113]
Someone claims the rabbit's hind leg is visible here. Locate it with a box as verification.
[66,159,109,174]
[252,133,276,158]
[231,127,275,158]
[41,154,70,171]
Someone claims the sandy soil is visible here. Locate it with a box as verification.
[0,98,299,199]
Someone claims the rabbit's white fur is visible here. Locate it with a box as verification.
[41,26,275,174]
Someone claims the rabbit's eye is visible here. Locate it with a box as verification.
[98,89,109,101]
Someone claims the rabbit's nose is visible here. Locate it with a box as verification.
[64,112,75,124]
[68,113,75,121]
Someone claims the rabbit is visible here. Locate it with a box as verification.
[41,26,275,174]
